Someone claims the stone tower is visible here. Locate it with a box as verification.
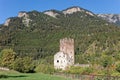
[60,38,74,65]
[54,38,74,70]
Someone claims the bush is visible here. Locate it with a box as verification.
[82,67,94,75]
[35,64,55,74]
[0,75,7,78]
[100,55,113,68]
[65,66,93,75]
[65,66,83,74]
[116,63,120,73]
[13,57,35,73]
[0,49,16,69]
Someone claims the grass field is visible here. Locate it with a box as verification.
[1,70,120,80]
[0,70,71,80]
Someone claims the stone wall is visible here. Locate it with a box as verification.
[0,67,9,71]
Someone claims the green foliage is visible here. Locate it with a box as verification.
[12,57,35,73]
[100,54,114,68]
[65,66,84,74]
[75,55,89,64]
[0,75,7,78]
[0,71,70,80]
[65,66,93,75]
[0,49,16,68]
[0,9,120,60]
[35,64,55,74]
[116,63,120,73]
[82,67,94,75]
[114,52,120,61]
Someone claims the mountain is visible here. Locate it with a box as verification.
[0,6,120,59]
[43,6,95,17]
[97,14,120,25]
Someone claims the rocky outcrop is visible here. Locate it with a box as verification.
[18,12,28,18]
[62,7,94,16]
[63,7,83,14]
[85,11,94,16]
[4,19,11,26]
[97,14,120,25]
[23,18,31,27]
[44,11,59,18]
[18,12,32,27]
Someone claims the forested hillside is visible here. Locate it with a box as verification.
[0,6,120,60]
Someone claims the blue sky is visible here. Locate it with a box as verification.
[0,0,120,24]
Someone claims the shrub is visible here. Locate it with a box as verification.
[65,66,93,75]
[13,57,35,73]
[65,66,84,74]
[35,64,55,74]
[116,63,120,73]
[0,75,7,78]
[100,55,113,68]
[0,49,16,69]
[82,67,93,75]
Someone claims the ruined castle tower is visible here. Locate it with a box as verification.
[60,38,74,65]
[54,38,74,70]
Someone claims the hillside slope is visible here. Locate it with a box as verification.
[0,6,120,59]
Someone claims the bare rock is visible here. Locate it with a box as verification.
[4,19,11,26]
[44,11,59,18]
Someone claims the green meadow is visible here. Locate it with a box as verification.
[0,70,71,80]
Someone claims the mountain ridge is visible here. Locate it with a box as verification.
[2,6,97,27]
[2,6,120,26]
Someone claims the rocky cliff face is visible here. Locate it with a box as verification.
[97,14,120,25]
[4,18,11,26]
[62,7,94,16]
[44,7,94,18]
[18,12,27,18]
[62,7,83,14]
[44,11,60,18]
[18,12,32,27]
